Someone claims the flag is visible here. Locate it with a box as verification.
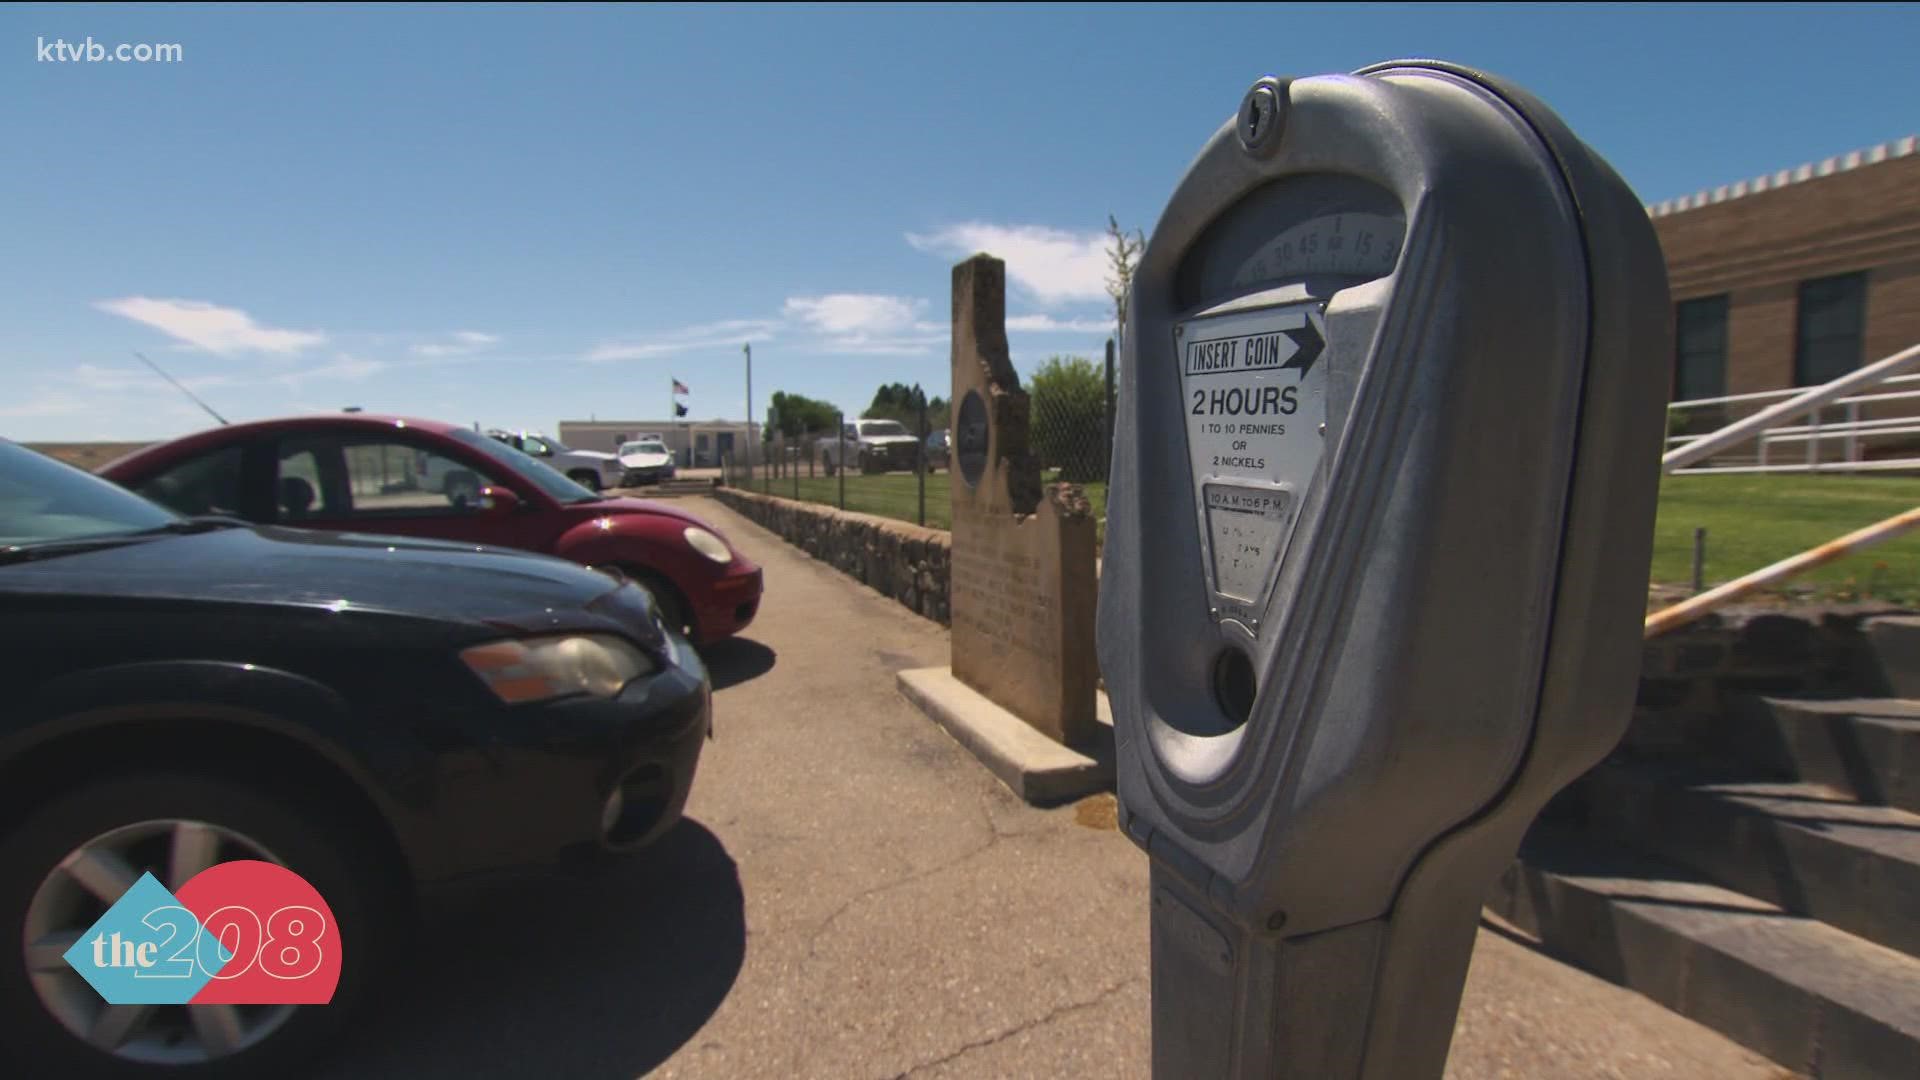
[672,379,689,395]
[674,402,689,417]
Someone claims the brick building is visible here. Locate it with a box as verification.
[1652,136,1920,405]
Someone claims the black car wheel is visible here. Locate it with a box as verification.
[569,470,601,492]
[629,569,690,638]
[0,773,399,1078]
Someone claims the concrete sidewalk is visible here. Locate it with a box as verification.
[324,496,1791,1079]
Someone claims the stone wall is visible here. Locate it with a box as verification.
[714,488,951,624]
[1625,603,1911,756]
[713,485,1915,746]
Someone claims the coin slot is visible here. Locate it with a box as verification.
[1212,647,1257,727]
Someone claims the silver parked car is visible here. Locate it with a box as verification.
[818,419,923,475]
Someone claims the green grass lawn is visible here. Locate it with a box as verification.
[742,470,1920,601]
[1652,474,1920,600]
[743,469,1106,534]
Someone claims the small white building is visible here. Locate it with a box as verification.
[556,419,760,469]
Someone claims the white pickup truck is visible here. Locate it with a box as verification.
[485,429,624,491]
[818,418,924,475]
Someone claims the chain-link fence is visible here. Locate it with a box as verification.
[1027,339,1117,492]
[722,340,1117,535]
[724,409,948,526]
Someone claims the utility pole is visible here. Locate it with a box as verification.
[744,343,755,489]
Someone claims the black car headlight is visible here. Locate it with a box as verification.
[461,634,655,703]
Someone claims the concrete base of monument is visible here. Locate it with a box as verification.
[897,667,1114,805]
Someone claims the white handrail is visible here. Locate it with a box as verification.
[1762,416,1920,438]
[1762,425,1920,446]
[1662,344,1920,473]
[1666,412,1920,448]
[1670,372,1920,411]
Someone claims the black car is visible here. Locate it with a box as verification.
[0,441,709,1076]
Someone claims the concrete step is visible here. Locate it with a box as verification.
[1583,762,1920,959]
[1487,827,1920,1079]
[1864,615,1920,698]
[1727,696,1920,814]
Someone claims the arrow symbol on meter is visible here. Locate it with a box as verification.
[1278,321,1324,377]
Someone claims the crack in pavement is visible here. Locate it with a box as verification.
[788,799,1015,1079]
[884,975,1145,1079]
[800,825,1004,963]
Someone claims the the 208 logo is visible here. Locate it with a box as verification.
[62,860,341,1006]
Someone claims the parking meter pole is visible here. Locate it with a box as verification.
[1148,863,1380,1080]
[838,413,847,510]
[1100,61,1671,1080]
[918,395,928,526]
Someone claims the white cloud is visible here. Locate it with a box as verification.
[906,223,1110,305]
[803,335,945,358]
[411,330,501,358]
[67,362,239,394]
[782,294,923,336]
[276,354,387,388]
[582,297,949,365]
[586,319,778,364]
[782,294,946,357]
[1007,313,1111,334]
[0,391,91,419]
[93,297,325,355]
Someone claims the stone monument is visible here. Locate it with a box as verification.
[898,254,1107,801]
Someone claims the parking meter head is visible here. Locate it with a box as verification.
[1096,61,1672,940]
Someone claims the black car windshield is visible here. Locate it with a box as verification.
[0,441,179,547]
[448,428,599,503]
[861,421,910,436]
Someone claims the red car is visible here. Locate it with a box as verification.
[99,415,763,643]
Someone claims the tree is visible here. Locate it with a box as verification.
[764,391,839,442]
[1105,214,1147,345]
[863,382,949,434]
[1029,355,1107,483]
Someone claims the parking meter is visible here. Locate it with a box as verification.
[1096,61,1671,1079]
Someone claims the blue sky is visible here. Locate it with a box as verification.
[3,3,1916,442]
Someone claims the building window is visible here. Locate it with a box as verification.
[1673,295,1729,402]
[1795,272,1869,386]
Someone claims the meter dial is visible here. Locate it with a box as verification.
[1229,212,1403,287]
[1178,174,1407,307]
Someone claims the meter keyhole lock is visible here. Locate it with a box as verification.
[1236,77,1289,156]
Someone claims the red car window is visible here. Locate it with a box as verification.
[274,435,502,523]
[130,445,247,519]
